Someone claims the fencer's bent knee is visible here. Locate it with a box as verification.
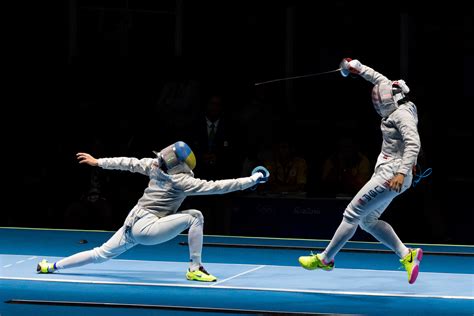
[186,209,204,225]
[342,209,360,225]
[359,216,377,232]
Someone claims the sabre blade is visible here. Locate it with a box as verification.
[254,68,341,86]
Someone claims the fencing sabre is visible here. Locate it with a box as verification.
[254,68,342,86]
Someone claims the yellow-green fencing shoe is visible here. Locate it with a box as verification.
[400,248,423,284]
[186,266,217,282]
[298,252,334,271]
[36,259,56,274]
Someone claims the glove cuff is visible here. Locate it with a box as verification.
[250,173,263,182]
[251,166,270,183]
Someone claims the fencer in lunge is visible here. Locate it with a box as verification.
[299,58,423,284]
[37,141,269,282]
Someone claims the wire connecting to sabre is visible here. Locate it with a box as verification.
[254,68,342,86]
[412,165,433,188]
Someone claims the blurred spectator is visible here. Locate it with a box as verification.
[237,86,276,182]
[64,137,115,230]
[155,57,201,137]
[188,94,239,180]
[184,93,240,234]
[320,135,371,197]
[240,143,264,178]
[237,85,275,151]
[264,139,308,194]
[64,186,114,230]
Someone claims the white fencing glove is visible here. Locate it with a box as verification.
[340,58,363,77]
[394,79,410,94]
[249,166,270,191]
[339,58,352,77]
[251,166,270,183]
[348,59,363,74]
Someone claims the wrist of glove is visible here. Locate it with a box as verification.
[250,166,270,184]
[340,58,364,77]
[250,172,264,182]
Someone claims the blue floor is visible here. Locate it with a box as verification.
[1,227,473,315]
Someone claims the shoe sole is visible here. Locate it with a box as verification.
[408,249,423,284]
[186,277,217,282]
[186,274,217,282]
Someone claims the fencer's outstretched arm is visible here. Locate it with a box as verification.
[83,155,157,176]
[344,59,390,86]
[358,65,390,86]
[176,172,264,196]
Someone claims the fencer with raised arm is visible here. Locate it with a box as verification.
[300,59,423,284]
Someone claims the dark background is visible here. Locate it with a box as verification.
[6,1,473,244]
